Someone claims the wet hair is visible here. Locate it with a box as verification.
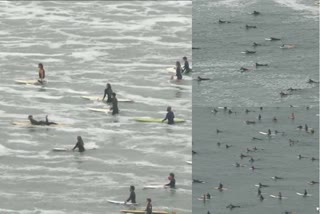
[183,56,187,60]
[167,106,172,111]
[147,198,151,202]
[130,185,135,191]
[77,136,83,143]
[38,63,43,68]
[176,61,181,68]
[28,115,33,118]
[170,172,175,177]
[106,83,111,89]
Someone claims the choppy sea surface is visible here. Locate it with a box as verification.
[193,0,319,107]
[0,1,192,213]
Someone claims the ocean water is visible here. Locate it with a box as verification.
[0,1,192,214]
[193,0,319,107]
[193,106,319,214]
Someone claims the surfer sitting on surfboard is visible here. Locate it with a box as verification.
[38,63,45,83]
[102,83,113,103]
[182,56,191,74]
[72,136,85,152]
[28,115,57,126]
[145,198,152,214]
[164,173,176,188]
[125,186,136,204]
[162,106,175,125]
[110,93,119,115]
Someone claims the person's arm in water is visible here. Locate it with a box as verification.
[72,142,79,151]
[164,179,173,187]
[102,89,107,100]
[126,192,134,203]
[162,113,169,122]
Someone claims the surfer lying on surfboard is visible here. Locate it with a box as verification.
[72,136,85,152]
[125,186,136,204]
[28,115,57,126]
[164,173,176,188]
[162,107,175,125]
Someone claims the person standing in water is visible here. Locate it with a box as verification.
[38,63,45,83]
[124,185,136,204]
[162,106,175,125]
[110,92,119,115]
[175,61,182,80]
[164,173,176,188]
[182,56,191,74]
[72,136,85,152]
[102,83,113,103]
[145,198,152,214]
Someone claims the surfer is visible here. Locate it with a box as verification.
[258,114,262,120]
[145,198,152,214]
[175,61,182,80]
[164,173,176,188]
[307,79,319,84]
[245,120,256,124]
[252,10,260,15]
[110,93,119,115]
[270,37,281,41]
[252,137,262,141]
[217,142,221,147]
[309,181,319,185]
[272,176,283,180]
[244,50,256,54]
[182,56,191,74]
[253,42,261,47]
[212,108,218,113]
[125,185,136,204]
[280,91,289,97]
[240,153,249,159]
[235,162,240,167]
[278,192,282,200]
[272,117,277,122]
[267,129,272,136]
[218,19,230,24]
[303,189,308,197]
[305,124,308,132]
[226,144,232,149]
[218,183,223,191]
[289,112,295,119]
[206,193,211,199]
[311,157,318,161]
[197,76,210,81]
[72,136,85,152]
[245,24,256,29]
[226,204,240,210]
[102,83,113,103]
[255,63,268,66]
[258,183,269,188]
[162,106,175,125]
[38,63,45,83]
[192,150,197,155]
[28,115,57,126]
[298,154,307,159]
[193,179,204,183]
[240,67,250,72]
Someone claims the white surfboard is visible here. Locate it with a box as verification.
[143,185,166,189]
[259,131,275,136]
[270,194,287,199]
[186,161,192,165]
[214,187,228,190]
[296,192,312,197]
[107,200,138,205]
[81,96,133,103]
[198,197,211,201]
[88,108,111,113]
[15,79,47,85]
[52,148,70,152]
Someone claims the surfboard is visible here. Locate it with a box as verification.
[12,121,63,127]
[186,161,192,165]
[81,96,134,103]
[143,185,166,189]
[280,45,295,49]
[213,187,228,190]
[198,197,211,201]
[120,210,168,214]
[296,192,312,197]
[52,148,69,152]
[133,117,186,123]
[15,79,47,85]
[88,108,111,113]
[270,194,287,199]
[259,131,275,136]
[107,200,138,205]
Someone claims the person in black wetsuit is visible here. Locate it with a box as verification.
[165,172,176,188]
[110,92,119,115]
[125,185,136,204]
[28,115,57,126]
[197,76,210,81]
[102,83,113,103]
[175,61,182,80]
[38,63,45,83]
[72,136,85,152]
[145,198,152,214]
[162,106,174,124]
[182,56,191,74]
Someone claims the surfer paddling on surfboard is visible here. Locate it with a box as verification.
[72,136,85,152]
[28,115,57,126]
[162,106,175,125]
[124,186,136,204]
[182,56,191,74]
[110,92,119,115]
[145,198,152,214]
[164,172,176,188]
[38,63,45,84]
[102,83,113,103]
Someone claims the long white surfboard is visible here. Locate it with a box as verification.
[296,192,312,197]
[81,96,133,103]
[15,79,47,85]
[107,200,138,205]
[120,210,168,214]
[270,194,287,199]
[186,161,192,165]
[88,108,111,113]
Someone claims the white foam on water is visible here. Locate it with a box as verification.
[273,0,319,17]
